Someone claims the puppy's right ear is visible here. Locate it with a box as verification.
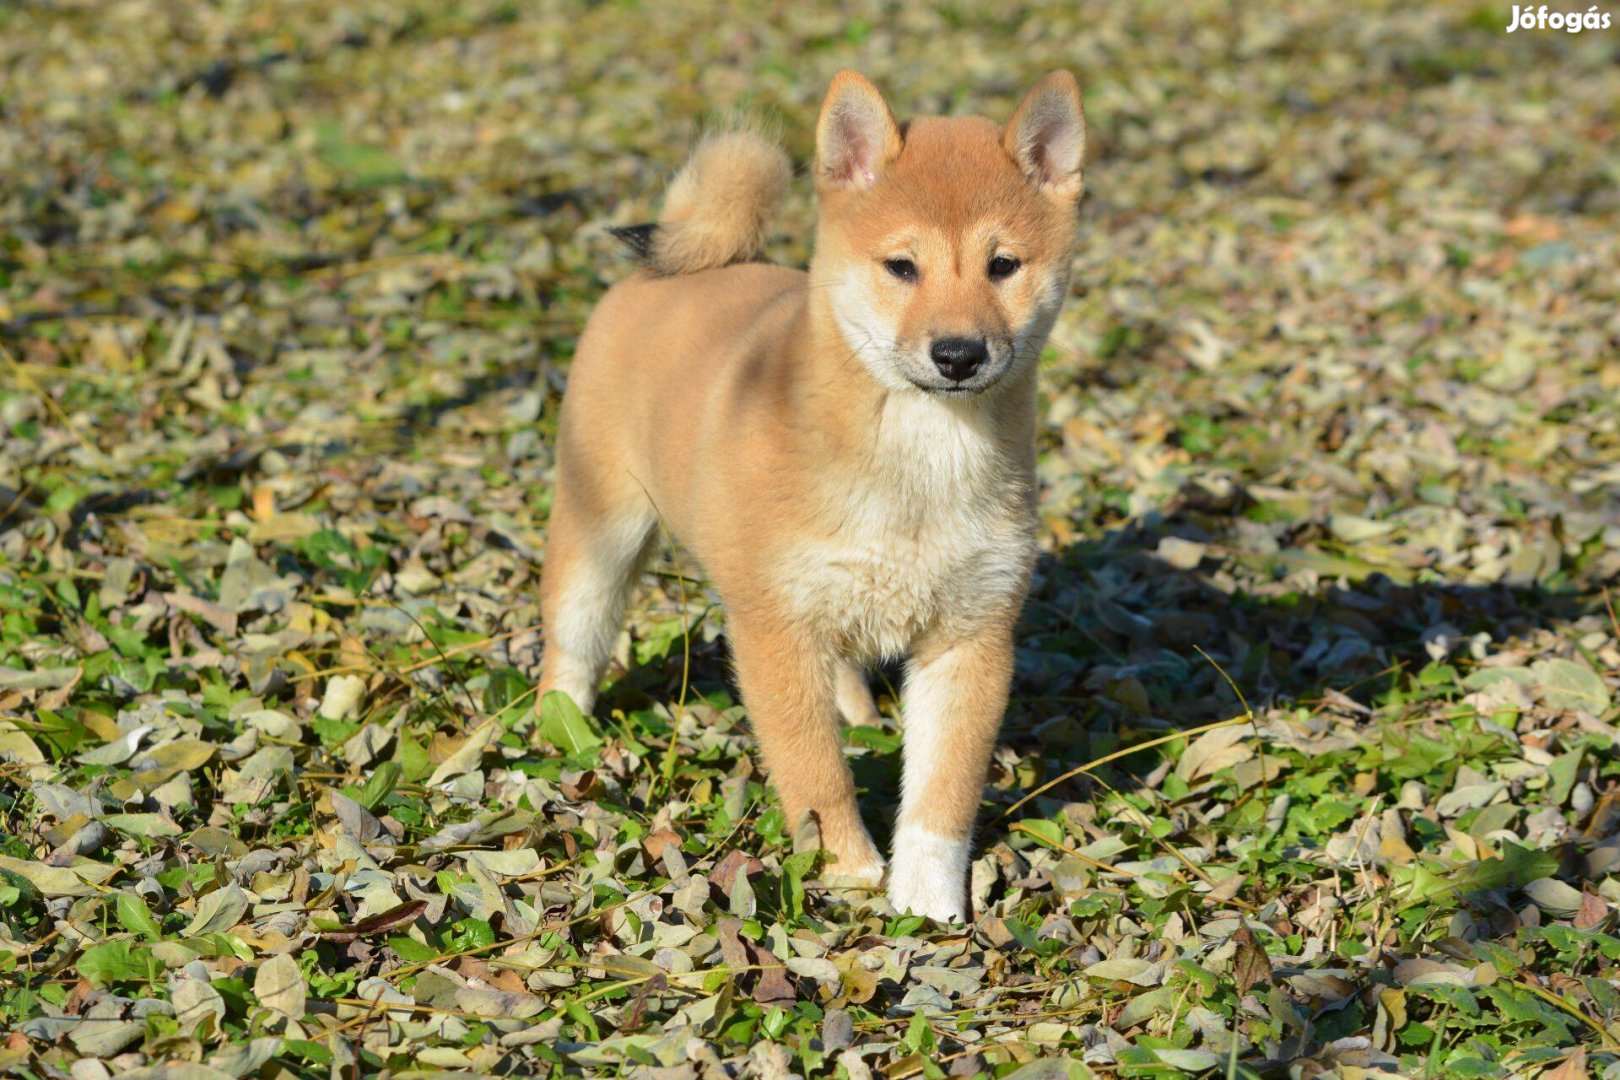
[815,70,902,191]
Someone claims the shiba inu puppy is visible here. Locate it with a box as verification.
[539,70,1085,922]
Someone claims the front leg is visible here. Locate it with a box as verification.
[888,623,1015,923]
[727,614,885,886]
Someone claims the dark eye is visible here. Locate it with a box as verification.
[884,258,918,282]
[988,255,1021,280]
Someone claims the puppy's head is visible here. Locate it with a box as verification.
[812,70,1085,398]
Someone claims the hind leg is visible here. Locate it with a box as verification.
[538,481,657,714]
[834,662,884,727]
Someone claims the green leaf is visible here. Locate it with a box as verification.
[0,866,39,907]
[1531,658,1610,713]
[1402,843,1558,902]
[903,1010,935,1054]
[116,891,164,940]
[0,854,119,897]
[283,1039,334,1065]
[1471,940,1524,975]
[1155,1048,1220,1071]
[482,667,530,713]
[450,917,496,951]
[1002,915,1061,958]
[314,121,406,188]
[1410,982,1480,1016]
[537,690,603,758]
[1015,818,1065,850]
[388,935,440,963]
[79,939,158,988]
[1545,748,1582,807]
[633,618,687,666]
[182,883,249,937]
[354,760,401,810]
[1462,667,1535,693]
[398,732,432,781]
[101,812,184,838]
[1481,985,1575,1041]
[779,849,818,920]
[312,714,360,748]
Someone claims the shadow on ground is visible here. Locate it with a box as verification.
[595,507,1606,848]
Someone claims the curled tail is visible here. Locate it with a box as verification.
[616,126,790,276]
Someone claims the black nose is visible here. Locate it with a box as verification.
[930,337,988,382]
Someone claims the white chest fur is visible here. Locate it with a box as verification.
[778,393,1034,659]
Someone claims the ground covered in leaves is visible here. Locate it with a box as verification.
[3,1,1619,1077]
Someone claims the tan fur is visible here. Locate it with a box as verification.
[540,70,1085,920]
[648,127,790,276]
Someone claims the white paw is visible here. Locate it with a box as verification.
[886,825,970,923]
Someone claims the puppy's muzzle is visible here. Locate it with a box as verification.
[930,337,988,383]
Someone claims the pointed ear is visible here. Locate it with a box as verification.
[1003,71,1086,200]
[815,70,902,191]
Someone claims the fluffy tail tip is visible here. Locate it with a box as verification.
[647,126,790,276]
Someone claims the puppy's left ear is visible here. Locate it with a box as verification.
[1003,71,1086,201]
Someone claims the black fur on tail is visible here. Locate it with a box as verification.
[608,223,659,260]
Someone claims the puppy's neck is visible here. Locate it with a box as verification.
[795,290,1035,499]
